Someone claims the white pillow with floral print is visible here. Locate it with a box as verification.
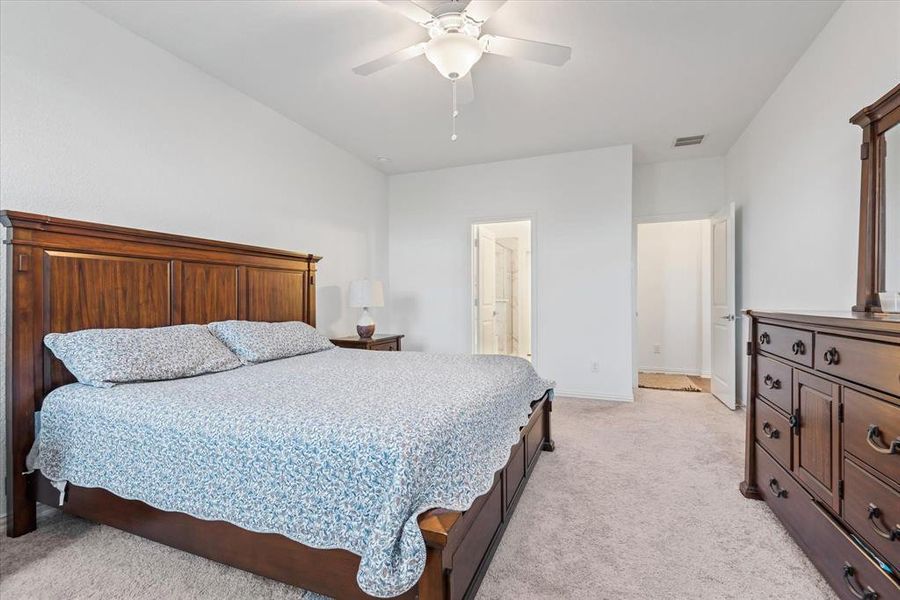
[207,320,334,365]
[44,325,242,388]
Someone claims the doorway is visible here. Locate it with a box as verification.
[634,206,736,408]
[472,220,532,360]
[636,219,713,394]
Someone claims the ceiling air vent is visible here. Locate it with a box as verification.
[673,135,705,147]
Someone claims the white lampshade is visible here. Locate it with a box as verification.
[425,33,484,80]
[349,279,384,308]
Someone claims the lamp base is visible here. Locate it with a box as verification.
[357,307,375,339]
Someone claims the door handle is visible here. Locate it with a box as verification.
[720,314,735,321]
[789,410,800,433]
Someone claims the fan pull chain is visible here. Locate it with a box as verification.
[450,79,458,142]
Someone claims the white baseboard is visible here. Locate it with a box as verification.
[554,389,634,402]
[638,366,708,377]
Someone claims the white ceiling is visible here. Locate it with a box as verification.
[83,0,841,174]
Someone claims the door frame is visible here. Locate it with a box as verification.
[470,215,537,366]
[631,210,718,392]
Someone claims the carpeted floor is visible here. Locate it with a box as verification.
[0,391,837,599]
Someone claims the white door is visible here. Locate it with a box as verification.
[476,226,497,354]
[710,203,737,409]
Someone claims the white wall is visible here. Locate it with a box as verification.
[388,146,634,401]
[727,0,899,312]
[725,0,900,402]
[636,220,711,377]
[634,157,725,221]
[0,1,388,517]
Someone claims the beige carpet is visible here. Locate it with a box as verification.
[0,391,837,599]
[638,371,702,392]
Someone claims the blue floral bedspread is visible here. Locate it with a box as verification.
[38,348,553,597]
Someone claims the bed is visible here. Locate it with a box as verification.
[2,211,555,600]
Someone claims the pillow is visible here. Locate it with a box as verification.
[44,325,242,388]
[207,320,334,364]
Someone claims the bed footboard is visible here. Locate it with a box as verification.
[417,391,554,600]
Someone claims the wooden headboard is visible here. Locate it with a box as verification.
[2,210,321,535]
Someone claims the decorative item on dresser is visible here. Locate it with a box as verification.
[2,211,554,600]
[331,333,404,351]
[741,83,900,600]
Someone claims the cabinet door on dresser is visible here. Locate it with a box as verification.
[792,371,842,513]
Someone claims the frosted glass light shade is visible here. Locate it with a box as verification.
[425,33,483,80]
[349,279,384,308]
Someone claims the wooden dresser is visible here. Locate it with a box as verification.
[742,310,900,600]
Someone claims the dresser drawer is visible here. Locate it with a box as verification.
[815,334,900,396]
[373,340,399,351]
[803,499,900,600]
[755,442,813,539]
[755,398,792,469]
[843,458,900,569]
[757,322,814,367]
[755,444,900,600]
[844,389,900,485]
[756,355,793,413]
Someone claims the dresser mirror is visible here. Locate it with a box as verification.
[885,123,900,294]
[851,83,900,312]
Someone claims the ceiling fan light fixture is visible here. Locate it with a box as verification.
[424,33,484,80]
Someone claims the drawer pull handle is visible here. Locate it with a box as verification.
[823,347,840,365]
[842,563,878,600]
[768,477,787,498]
[759,332,771,345]
[866,504,900,541]
[761,422,780,439]
[762,375,781,390]
[791,340,806,355]
[866,425,900,455]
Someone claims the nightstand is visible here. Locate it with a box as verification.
[330,334,404,351]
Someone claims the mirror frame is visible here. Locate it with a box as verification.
[851,83,900,312]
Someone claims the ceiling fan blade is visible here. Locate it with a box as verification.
[456,73,475,104]
[463,0,507,23]
[481,34,572,66]
[352,42,427,76]
[378,1,436,26]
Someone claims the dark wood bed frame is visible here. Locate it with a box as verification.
[2,210,554,600]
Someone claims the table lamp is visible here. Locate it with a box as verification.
[349,279,384,338]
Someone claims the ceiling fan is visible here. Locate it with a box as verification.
[353,0,572,141]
